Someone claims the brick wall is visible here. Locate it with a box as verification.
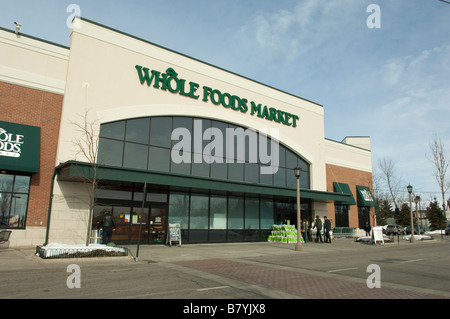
[326,164,374,228]
[1,81,63,227]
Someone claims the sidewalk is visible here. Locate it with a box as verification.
[124,238,368,263]
[0,236,438,267]
[1,237,448,299]
[127,234,446,262]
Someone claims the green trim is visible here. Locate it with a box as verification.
[56,161,351,203]
[333,182,357,205]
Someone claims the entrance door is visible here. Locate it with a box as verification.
[149,204,167,244]
[130,207,149,244]
[128,203,168,244]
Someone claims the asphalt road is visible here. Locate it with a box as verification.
[1,236,449,304]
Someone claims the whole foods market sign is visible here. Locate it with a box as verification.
[0,121,40,173]
[135,65,300,128]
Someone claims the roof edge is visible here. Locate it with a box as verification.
[0,26,70,50]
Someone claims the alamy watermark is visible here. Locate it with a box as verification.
[66,4,81,29]
[366,4,381,29]
[366,264,381,288]
[66,264,81,289]
[171,120,280,175]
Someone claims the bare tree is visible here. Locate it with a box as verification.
[428,136,450,212]
[71,108,100,246]
[378,157,403,209]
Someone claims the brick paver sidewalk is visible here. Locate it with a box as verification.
[173,258,445,299]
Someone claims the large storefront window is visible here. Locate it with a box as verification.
[95,116,313,244]
[210,195,227,229]
[92,183,314,244]
[358,206,371,229]
[168,192,189,229]
[0,173,31,229]
[98,116,311,189]
[335,204,349,227]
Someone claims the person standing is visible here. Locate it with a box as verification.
[314,215,323,243]
[364,221,371,237]
[324,216,332,243]
[97,210,116,244]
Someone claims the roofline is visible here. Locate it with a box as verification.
[78,17,323,108]
[324,138,371,153]
[342,136,370,139]
[1,17,323,108]
[0,26,70,50]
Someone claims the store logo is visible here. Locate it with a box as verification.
[0,128,24,158]
[171,120,280,174]
[361,189,374,202]
[135,65,300,128]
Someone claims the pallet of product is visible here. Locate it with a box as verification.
[267,225,304,243]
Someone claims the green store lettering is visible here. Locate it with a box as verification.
[135,64,299,128]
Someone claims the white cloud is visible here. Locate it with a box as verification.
[378,42,450,128]
[235,0,362,64]
[371,42,450,198]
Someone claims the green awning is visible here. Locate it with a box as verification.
[333,182,356,205]
[56,160,353,203]
[356,185,376,207]
[0,121,40,173]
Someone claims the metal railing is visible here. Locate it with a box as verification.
[332,227,357,238]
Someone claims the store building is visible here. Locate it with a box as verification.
[0,18,375,248]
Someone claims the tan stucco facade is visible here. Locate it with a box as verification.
[1,18,374,247]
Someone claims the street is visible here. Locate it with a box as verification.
[1,237,449,303]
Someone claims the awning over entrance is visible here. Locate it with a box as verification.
[333,182,356,205]
[356,185,376,207]
[56,161,352,203]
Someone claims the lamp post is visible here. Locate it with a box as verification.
[407,184,415,243]
[294,166,303,251]
[414,196,420,235]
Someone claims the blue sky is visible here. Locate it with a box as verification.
[1,0,450,205]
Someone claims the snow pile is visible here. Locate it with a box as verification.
[402,230,446,241]
[425,230,445,235]
[37,243,127,258]
[355,235,392,243]
[402,234,433,241]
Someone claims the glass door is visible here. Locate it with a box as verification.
[130,207,149,244]
[149,204,167,244]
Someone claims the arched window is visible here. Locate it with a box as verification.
[98,116,310,189]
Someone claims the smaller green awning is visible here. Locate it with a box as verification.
[333,182,356,205]
[356,185,376,207]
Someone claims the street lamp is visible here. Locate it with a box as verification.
[407,184,415,243]
[414,195,420,235]
[294,166,303,251]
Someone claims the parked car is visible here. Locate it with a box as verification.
[385,224,404,235]
[397,225,406,235]
[405,225,425,235]
[445,224,450,235]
